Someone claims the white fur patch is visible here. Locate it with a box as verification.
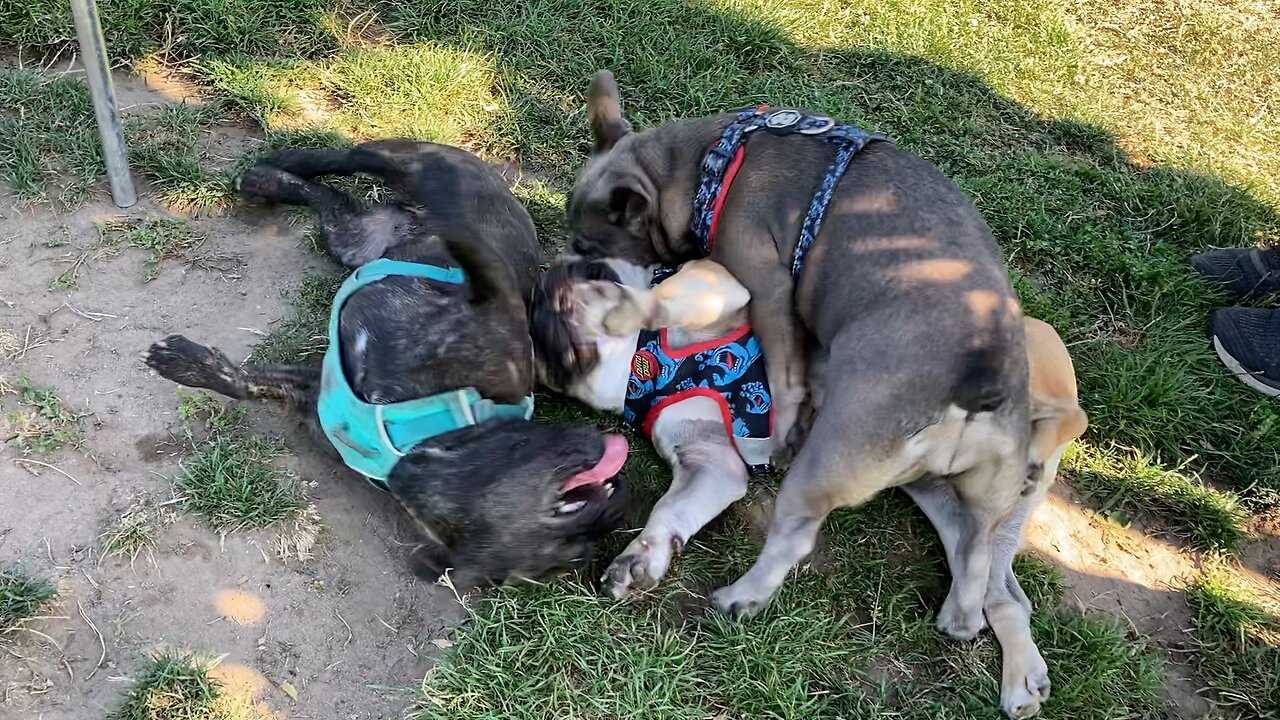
[903,404,1016,477]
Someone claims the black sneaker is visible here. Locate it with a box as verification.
[1190,247,1280,300]
[1210,307,1280,397]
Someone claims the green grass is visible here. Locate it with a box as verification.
[168,391,320,557]
[0,69,236,209]
[175,434,307,532]
[98,217,205,281]
[0,566,57,631]
[1185,572,1280,720]
[1070,445,1248,551]
[108,650,263,720]
[5,0,1280,715]
[101,499,172,564]
[2,376,81,454]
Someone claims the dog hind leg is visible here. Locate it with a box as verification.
[239,162,404,268]
[900,475,1049,719]
[144,334,319,411]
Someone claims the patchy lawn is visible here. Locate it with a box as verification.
[1,0,1277,718]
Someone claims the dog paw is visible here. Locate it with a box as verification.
[237,164,303,204]
[603,535,681,599]
[711,581,771,620]
[143,334,240,395]
[1001,660,1050,718]
[936,594,987,640]
[573,281,653,337]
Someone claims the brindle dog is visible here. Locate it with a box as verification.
[144,139,628,588]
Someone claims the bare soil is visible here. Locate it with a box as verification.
[0,98,462,716]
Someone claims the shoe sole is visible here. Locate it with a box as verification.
[1212,335,1280,398]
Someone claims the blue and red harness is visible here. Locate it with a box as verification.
[623,266,774,471]
[622,108,887,470]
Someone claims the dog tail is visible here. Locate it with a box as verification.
[443,237,522,308]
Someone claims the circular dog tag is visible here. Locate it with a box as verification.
[796,116,835,135]
[765,109,802,129]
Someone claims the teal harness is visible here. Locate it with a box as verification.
[317,258,535,489]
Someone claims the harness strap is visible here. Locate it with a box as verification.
[690,107,887,279]
[318,257,535,489]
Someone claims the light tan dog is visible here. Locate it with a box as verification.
[1024,317,1088,482]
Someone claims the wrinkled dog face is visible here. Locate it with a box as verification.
[388,420,629,587]
[529,257,624,391]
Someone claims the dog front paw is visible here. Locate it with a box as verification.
[935,593,988,640]
[711,580,773,620]
[603,534,682,599]
[143,335,242,397]
[1001,655,1050,718]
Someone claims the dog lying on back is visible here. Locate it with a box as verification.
[144,140,628,588]
[535,256,1087,716]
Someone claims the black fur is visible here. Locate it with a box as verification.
[146,139,626,587]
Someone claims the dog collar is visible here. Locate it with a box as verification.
[689,106,888,278]
[317,258,535,489]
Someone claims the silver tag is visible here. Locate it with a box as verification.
[765,109,802,129]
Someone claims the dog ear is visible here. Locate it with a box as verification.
[444,237,520,307]
[608,185,653,238]
[588,70,633,154]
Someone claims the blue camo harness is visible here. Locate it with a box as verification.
[622,265,774,473]
[690,106,888,278]
[317,258,534,489]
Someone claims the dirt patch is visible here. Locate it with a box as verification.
[0,84,463,718]
[1026,484,1211,717]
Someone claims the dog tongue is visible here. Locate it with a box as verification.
[561,434,629,491]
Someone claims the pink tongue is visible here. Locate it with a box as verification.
[561,434,629,491]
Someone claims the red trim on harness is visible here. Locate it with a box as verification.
[704,104,767,252]
[641,387,736,440]
[706,146,746,252]
[657,322,753,359]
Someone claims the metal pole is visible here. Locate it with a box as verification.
[70,0,137,208]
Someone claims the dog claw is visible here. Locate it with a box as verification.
[710,585,766,620]
[1002,668,1050,718]
[605,537,669,599]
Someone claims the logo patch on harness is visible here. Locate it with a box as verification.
[632,349,659,381]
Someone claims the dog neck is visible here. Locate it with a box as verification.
[635,118,738,262]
